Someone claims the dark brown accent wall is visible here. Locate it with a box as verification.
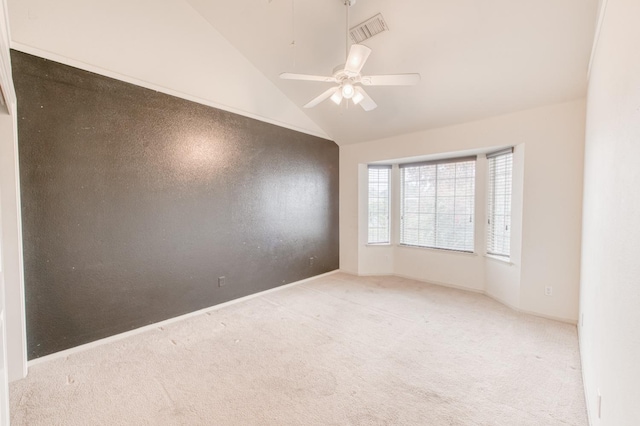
[11,50,339,360]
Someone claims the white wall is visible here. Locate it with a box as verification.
[341,99,585,322]
[518,106,585,321]
[0,109,25,385]
[7,0,326,139]
[355,164,395,276]
[0,0,26,383]
[393,155,488,293]
[485,145,525,309]
[580,0,640,424]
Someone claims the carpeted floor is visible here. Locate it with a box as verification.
[10,273,588,425]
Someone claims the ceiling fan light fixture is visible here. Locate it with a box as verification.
[351,90,364,105]
[280,0,419,112]
[330,90,343,105]
[341,82,355,99]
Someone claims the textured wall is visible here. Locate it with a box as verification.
[12,50,339,360]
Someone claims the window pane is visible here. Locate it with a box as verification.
[368,167,391,244]
[400,160,475,252]
[487,152,513,257]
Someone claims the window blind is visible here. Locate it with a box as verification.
[400,157,476,252]
[367,165,391,244]
[487,148,513,257]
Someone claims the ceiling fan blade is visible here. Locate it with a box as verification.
[360,73,421,86]
[344,44,372,76]
[280,73,337,83]
[354,87,377,111]
[304,87,340,108]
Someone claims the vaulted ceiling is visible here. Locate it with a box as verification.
[187,0,597,145]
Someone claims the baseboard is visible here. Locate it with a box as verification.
[516,307,577,325]
[578,326,593,426]
[391,273,484,294]
[361,272,577,325]
[27,270,340,368]
[352,272,394,277]
[483,291,521,312]
[27,269,577,368]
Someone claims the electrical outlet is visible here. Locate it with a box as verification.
[309,257,314,267]
[218,276,226,287]
[544,286,553,296]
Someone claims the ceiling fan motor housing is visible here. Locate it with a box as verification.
[332,65,359,80]
[279,0,419,111]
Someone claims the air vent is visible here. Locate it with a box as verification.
[349,13,388,44]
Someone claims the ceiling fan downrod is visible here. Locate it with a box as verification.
[279,0,420,112]
[343,0,356,61]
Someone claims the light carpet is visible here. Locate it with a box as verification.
[10,273,587,425]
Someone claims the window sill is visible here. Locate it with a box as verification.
[484,254,514,265]
[365,243,392,247]
[396,244,478,257]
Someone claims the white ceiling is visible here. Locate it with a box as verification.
[187,0,597,145]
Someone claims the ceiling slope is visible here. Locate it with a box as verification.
[8,0,328,139]
[188,0,598,145]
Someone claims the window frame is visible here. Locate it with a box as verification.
[486,148,514,259]
[399,156,477,253]
[366,165,392,245]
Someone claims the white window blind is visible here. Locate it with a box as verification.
[487,148,513,258]
[367,165,391,244]
[400,157,476,252]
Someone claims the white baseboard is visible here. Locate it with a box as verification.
[482,291,520,312]
[28,270,340,368]
[27,269,576,369]
[352,272,394,277]
[392,272,484,294]
[578,327,593,426]
[516,306,577,325]
[360,272,578,325]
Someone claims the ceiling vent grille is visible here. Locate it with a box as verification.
[349,13,388,44]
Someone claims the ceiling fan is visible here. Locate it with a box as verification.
[279,0,421,112]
